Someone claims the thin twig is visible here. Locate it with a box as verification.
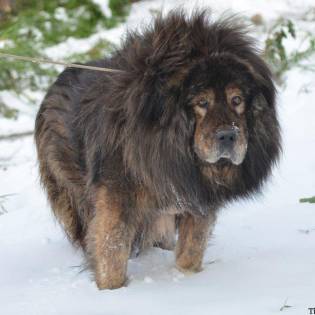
[0,193,16,198]
[0,52,123,73]
[0,130,33,141]
[280,298,292,311]
[0,193,15,215]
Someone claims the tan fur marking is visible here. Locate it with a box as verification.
[194,121,208,157]
[193,89,215,118]
[225,84,245,115]
[86,187,133,290]
[193,89,217,159]
[176,212,216,273]
[193,89,215,157]
[194,105,207,118]
[152,214,176,250]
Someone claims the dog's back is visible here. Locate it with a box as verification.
[35,65,101,244]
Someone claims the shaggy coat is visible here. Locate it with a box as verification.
[35,10,281,289]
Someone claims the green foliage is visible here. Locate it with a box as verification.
[0,0,131,118]
[264,18,315,81]
[262,17,315,203]
[300,196,315,204]
[0,101,18,119]
[109,0,130,18]
[1,1,106,45]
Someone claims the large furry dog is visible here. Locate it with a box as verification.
[35,10,281,289]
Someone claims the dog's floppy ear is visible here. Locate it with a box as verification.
[250,67,276,117]
[244,56,276,109]
[252,70,276,110]
[252,93,269,117]
[226,52,276,110]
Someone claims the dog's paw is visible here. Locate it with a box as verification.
[175,262,203,275]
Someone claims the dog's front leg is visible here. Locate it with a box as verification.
[86,187,133,290]
[176,212,216,273]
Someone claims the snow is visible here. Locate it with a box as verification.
[1,0,315,314]
[92,0,112,18]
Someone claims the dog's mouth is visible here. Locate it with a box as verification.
[204,148,246,165]
[194,128,248,166]
[196,149,246,166]
[216,157,233,166]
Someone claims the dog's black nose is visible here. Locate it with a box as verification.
[215,129,237,148]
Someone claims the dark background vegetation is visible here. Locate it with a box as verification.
[0,0,133,118]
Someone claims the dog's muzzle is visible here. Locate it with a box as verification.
[213,126,246,165]
[215,127,238,155]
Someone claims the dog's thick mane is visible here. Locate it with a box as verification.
[74,9,281,214]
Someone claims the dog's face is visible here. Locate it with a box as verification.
[192,83,248,165]
[114,12,281,212]
[186,59,257,166]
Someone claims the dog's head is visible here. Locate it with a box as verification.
[188,59,251,166]
[109,9,281,212]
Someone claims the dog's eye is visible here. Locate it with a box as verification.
[198,100,209,108]
[231,96,242,107]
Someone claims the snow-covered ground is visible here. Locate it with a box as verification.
[1,1,315,314]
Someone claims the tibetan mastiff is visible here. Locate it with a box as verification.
[35,10,281,289]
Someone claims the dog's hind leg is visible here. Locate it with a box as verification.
[38,162,84,244]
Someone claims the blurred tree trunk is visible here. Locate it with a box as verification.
[0,0,12,13]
